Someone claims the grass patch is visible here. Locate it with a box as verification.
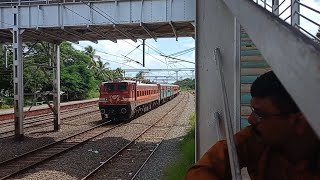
[163,112,196,180]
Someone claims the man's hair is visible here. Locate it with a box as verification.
[250,71,300,113]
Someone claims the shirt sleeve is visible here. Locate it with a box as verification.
[185,126,256,180]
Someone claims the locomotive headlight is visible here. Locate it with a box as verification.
[99,98,108,102]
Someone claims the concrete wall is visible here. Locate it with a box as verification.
[196,0,240,159]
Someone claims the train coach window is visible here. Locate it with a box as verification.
[104,84,114,93]
[118,83,127,91]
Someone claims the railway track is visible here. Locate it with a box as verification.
[82,93,189,180]
[0,104,98,127]
[0,120,123,180]
[0,93,187,180]
[0,105,99,139]
[0,100,99,121]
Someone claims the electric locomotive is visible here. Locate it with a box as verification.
[99,80,160,121]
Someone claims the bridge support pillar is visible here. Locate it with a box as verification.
[12,5,25,141]
[51,44,61,131]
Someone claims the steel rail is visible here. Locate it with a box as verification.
[273,0,286,12]
[296,12,320,28]
[283,14,291,21]
[295,24,320,41]
[0,104,97,126]
[0,103,98,123]
[297,1,320,15]
[130,93,190,180]
[0,120,123,180]
[279,4,291,17]
[0,109,100,139]
[259,0,272,8]
[0,105,98,129]
[81,93,185,180]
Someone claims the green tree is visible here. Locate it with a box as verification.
[174,78,195,90]
[23,43,53,93]
[0,42,126,104]
[92,59,110,82]
[135,71,145,80]
[84,45,99,69]
[60,42,97,100]
[111,67,124,80]
[0,46,13,93]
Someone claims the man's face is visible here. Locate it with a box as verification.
[248,97,296,147]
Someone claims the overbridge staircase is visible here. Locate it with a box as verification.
[197,0,320,179]
[240,28,271,128]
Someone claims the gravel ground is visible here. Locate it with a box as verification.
[1,93,191,180]
[84,94,191,180]
[0,108,102,163]
[135,93,195,180]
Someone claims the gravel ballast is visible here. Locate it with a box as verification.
[135,93,195,180]
[0,93,195,180]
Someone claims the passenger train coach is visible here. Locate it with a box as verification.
[98,80,180,121]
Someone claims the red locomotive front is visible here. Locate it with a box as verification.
[99,81,136,121]
[98,80,178,122]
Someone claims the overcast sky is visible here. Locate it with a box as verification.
[73,0,319,83]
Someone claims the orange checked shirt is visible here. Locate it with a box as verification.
[185,126,320,180]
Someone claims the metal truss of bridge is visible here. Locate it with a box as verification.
[0,0,195,140]
[0,0,195,43]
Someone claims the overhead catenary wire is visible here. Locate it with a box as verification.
[78,1,176,64]
[78,0,173,68]
[167,47,195,57]
[72,43,138,69]
[79,0,197,76]
[72,43,123,59]
[99,56,139,69]
[67,1,195,80]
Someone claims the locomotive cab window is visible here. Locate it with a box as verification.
[105,84,115,93]
[118,83,127,91]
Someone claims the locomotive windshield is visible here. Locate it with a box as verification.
[118,83,127,91]
[104,84,115,93]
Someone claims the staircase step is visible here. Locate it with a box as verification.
[241,118,250,129]
[241,45,257,50]
[241,105,251,116]
[241,61,269,68]
[241,37,252,41]
[241,68,271,75]
[241,75,259,84]
[241,41,255,46]
[241,55,264,61]
[241,49,261,56]
[241,93,251,104]
[241,33,250,38]
[241,84,251,93]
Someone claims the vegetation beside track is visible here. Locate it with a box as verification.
[163,112,195,180]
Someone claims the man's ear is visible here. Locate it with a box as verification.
[293,113,308,135]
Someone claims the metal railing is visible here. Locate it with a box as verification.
[254,0,320,42]
[214,48,242,180]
